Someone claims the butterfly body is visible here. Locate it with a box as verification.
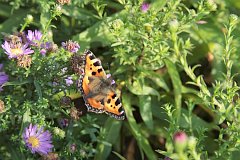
[77,50,125,120]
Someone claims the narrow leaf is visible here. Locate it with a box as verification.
[122,93,157,160]
[139,95,153,130]
[94,119,123,160]
[34,80,42,99]
[164,58,182,122]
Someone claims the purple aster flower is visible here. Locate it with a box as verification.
[23,123,53,155]
[27,30,42,46]
[106,74,115,85]
[40,42,58,53]
[141,2,150,12]
[40,49,47,56]
[0,64,8,91]
[1,41,34,59]
[62,40,80,53]
[65,76,73,86]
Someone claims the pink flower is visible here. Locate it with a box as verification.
[141,2,150,12]
[173,131,188,152]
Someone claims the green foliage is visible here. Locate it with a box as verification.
[1,0,240,159]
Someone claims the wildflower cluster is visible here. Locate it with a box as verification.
[0,28,81,157]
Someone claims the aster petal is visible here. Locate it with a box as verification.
[21,44,34,55]
[23,128,29,139]
[28,124,34,135]
[27,30,34,41]
[0,74,8,85]
[37,147,49,155]
[35,126,43,137]
[38,133,51,141]
[29,124,38,136]
[35,30,42,40]
[28,123,33,132]
[61,42,66,46]
[40,143,53,149]
[1,41,11,56]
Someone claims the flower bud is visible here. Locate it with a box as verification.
[59,118,69,128]
[42,152,58,160]
[40,49,47,56]
[69,144,77,153]
[169,19,179,32]
[57,0,71,5]
[141,2,150,13]
[26,14,33,23]
[53,127,65,138]
[112,19,124,30]
[55,5,62,16]
[173,131,188,152]
[229,14,239,27]
[188,136,197,150]
[70,107,82,120]
[80,149,87,157]
[144,23,153,33]
[61,40,80,53]
[206,0,217,11]
[60,96,72,106]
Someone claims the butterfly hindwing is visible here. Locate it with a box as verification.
[103,91,125,120]
[77,50,125,120]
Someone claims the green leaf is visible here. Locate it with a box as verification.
[164,58,182,121]
[122,93,157,160]
[149,75,170,92]
[34,80,42,99]
[72,10,127,52]
[0,4,12,17]
[22,109,31,123]
[94,118,123,160]
[139,95,153,130]
[63,6,97,20]
[0,9,28,33]
[127,81,160,98]
[3,80,32,86]
[151,0,167,11]
[72,18,113,52]
[112,151,127,160]
[39,3,51,31]
[179,108,215,130]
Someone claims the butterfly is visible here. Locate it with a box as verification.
[75,50,125,120]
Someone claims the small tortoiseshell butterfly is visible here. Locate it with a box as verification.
[76,50,125,120]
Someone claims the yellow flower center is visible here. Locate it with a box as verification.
[10,48,22,56]
[28,136,39,148]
